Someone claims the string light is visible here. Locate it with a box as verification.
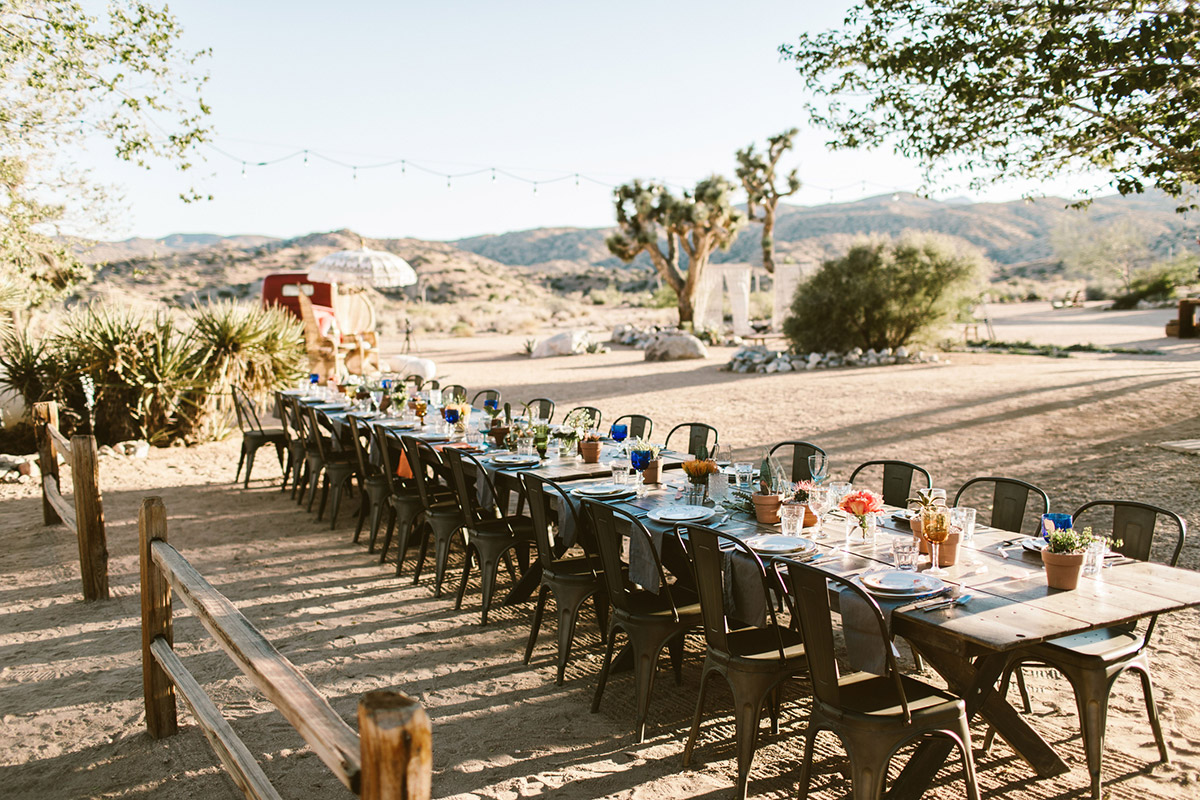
[352,166,358,180]
[303,149,309,168]
[241,162,247,179]
[491,168,496,182]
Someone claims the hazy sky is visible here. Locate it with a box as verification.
[85,0,1105,242]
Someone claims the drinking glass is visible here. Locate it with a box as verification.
[1041,512,1073,538]
[518,436,535,456]
[734,461,755,492]
[545,437,561,460]
[922,507,951,576]
[712,444,732,468]
[630,449,651,497]
[808,453,829,485]
[807,487,831,540]
[610,423,628,443]
[708,471,729,503]
[829,482,852,510]
[308,373,320,396]
[951,506,979,566]
[892,539,919,571]
[444,406,460,425]
[610,462,628,488]
[780,503,805,536]
[370,390,383,412]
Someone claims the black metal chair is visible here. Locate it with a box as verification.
[848,459,932,508]
[347,416,390,546]
[520,472,607,684]
[441,384,468,403]
[374,428,433,576]
[305,407,356,528]
[664,422,719,458]
[952,476,1050,535]
[784,559,981,800]
[400,436,467,596]
[443,447,534,625]
[524,398,555,422]
[276,393,308,496]
[984,500,1185,799]
[583,499,703,743]
[680,524,807,800]
[565,405,602,430]
[768,440,826,483]
[472,389,502,408]
[610,414,653,441]
[232,386,286,488]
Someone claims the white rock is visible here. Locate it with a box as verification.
[391,354,437,381]
[765,361,779,373]
[532,330,590,358]
[807,352,822,364]
[895,346,909,359]
[776,360,793,372]
[644,333,708,362]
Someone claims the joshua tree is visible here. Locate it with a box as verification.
[606,176,745,324]
[736,128,801,274]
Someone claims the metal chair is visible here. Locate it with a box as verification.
[232,386,286,488]
[472,389,502,408]
[680,525,807,800]
[347,416,390,546]
[610,414,653,440]
[441,384,468,403]
[952,476,1050,534]
[305,407,356,527]
[783,559,981,800]
[768,440,826,483]
[583,499,703,743]
[848,459,932,507]
[520,472,607,684]
[400,436,466,596]
[373,428,432,575]
[523,398,555,422]
[984,500,1185,799]
[565,406,602,430]
[276,393,308,496]
[443,447,534,625]
[665,422,719,457]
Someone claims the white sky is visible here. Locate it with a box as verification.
[83,0,1110,242]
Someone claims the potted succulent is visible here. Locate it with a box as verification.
[750,455,783,524]
[792,480,820,527]
[681,448,720,505]
[629,439,661,484]
[488,402,512,446]
[579,430,603,463]
[1042,526,1116,590]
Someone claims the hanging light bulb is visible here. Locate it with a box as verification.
[532,182,538,195]
[575,173,580,187]
[303,149,309,168]
[401,159,406,175]
[352,166,358,180]
[446,175,451,189]
[491,168,496,182]
[241,162,247,179]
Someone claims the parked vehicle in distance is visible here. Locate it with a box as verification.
[261,272,337,336]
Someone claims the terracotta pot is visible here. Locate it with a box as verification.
[1042,549,1086,590]
[803,505,819,528]
[642,458,661,484]
[918,531,960,565]
[579,440,603,463]
[752,493,783,524]
[489,425,510,447]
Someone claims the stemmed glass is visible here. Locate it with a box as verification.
[923,507,951,576]
[630,449,652,497]
[808,453,829,485]
[610,423,628,443]
[370,389,384,412]
[807,486,831,540]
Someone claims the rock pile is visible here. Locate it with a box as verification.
[612,324,740,349]
[0,454,40,484]
[723,345,942,374]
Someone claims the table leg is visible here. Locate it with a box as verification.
[887,646,1069,799]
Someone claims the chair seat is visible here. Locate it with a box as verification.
[621,587,702,621]
[1032,628,1146,664]
[245,429,287,443]
[544,556,599,583]
[837,671,964,718]
[725,625,806,663]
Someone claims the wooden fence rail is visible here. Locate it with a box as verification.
[32,401,109,602]
[138,497,432,800]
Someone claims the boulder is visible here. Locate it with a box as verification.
[532,330,590,358]
[644,333,708,362]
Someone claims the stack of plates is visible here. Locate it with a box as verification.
[1021,537,1048,553]
[743,535,817,557]
[571,483,635,500]
[490,454,540,467]
[647,505,716,524]
[860,571,946,598]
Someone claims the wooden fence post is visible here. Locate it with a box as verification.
[140,496,177,739]
[71,435,109,601]
[31,402,60,526]
[358,691,432,800]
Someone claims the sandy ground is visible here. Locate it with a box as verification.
[3,306,1200,800]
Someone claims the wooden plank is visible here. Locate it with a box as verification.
[151,539,362,793]
[46,424,72,457]
[150,638,283,800]
[32,402,60,525]
[140,497,178,739]
[42,477,77,531]
[1091,560,1200,605]
[70,436,108,601]
[358,691,432,800]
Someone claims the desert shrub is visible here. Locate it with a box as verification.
[784,232,986,353]
[640,284,678,309]
[450,321,475,337]
[1110,259,1195,310]
[749,290,773,321]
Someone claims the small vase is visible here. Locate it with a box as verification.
[489,425,510,447]
[847,512,878,543]
[642,458,661,484]
[1042,549,1086,590]
[579,440,602,463]
[684,482,707,505]
[752,493,783,524]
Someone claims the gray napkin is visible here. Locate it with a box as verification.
[839,583,904,676]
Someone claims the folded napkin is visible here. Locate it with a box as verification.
[838,581,905,676]
[723,550,769,628]
[629,521,666,593]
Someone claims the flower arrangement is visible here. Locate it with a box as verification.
[1045,526,1119,554]
[840,489,884,530]
[561,407,599,437]
[628,438,660,458]
[682,457,719,485]
[581,429,603,443]
[792,479,816,503]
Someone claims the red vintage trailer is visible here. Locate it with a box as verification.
[261,272,337,336]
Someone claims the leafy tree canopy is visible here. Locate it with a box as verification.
[780,0,1200,208]
[0,1,211,307]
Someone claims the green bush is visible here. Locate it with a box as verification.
[784,233,986,353]
[1110,258,1195,310]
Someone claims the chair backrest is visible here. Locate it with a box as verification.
[665,422,719,457]
[611,414,653,440]
[277,393,303,444]
[400,435,444,510]
[405,374,425,391]
[681,524,787,660]
[783,559,912,721]
[377,426,405,496]
[769,440,826,483]
[232,386,264,434]
[953,476,1050,535]
[848,459,932,507]
[566,406,602,430]
[305,406,337,462]
[472,389,501,408]
[441,384,468,403]
[1072,500,1186,567]
[273,392,293,443]
[524,398,555,423]
[346,415,376,480]
[441,447,489,529]
[582,499,682,620]
[520,472,590,570]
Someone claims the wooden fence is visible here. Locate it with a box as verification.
[138,497,432,800]
[32,401,109,602]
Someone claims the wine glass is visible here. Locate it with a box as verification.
[370,389,384,412]
[807,486,831,540]
[610,423,628,443]
[923,507,951,576]
[630,449,652,497]
[712,444,732,468]
[808,453,829,485]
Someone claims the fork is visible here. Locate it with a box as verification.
[920,593,974,613]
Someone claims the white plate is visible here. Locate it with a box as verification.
[743,535,817,556]
[861,571,946,596]
[491,454,540,466]
[573,483,632,497]
[647,505,716,523]
[892,509,918,524]
[411,432,450,442]
[1021,537,1048,553]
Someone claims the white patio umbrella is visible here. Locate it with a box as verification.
[307,247,417,288]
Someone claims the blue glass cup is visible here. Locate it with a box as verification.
[610,423,628,442]
[1040,512,1073,538]
[630,449,651,472]
[381,379,392,391]
[484,399,498,412]
[444,407,460,425]
[309,373,320,385]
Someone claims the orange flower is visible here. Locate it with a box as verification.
[839,489,884,517]
[681,458,719,483]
